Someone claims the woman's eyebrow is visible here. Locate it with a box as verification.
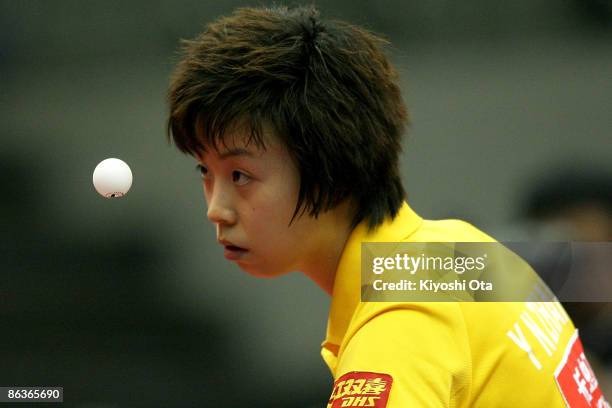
[217,148,256,160]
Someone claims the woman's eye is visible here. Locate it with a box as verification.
[232,170,250,185]
[196,164,208,178]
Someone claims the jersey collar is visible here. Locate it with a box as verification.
[322,201,423,351]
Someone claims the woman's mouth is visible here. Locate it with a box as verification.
[223,245,249,260]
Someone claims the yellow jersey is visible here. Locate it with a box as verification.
[323,202,609,408]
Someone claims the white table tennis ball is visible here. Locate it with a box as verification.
[93,158,133,198]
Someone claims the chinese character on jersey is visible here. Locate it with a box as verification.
[555,330,610,408]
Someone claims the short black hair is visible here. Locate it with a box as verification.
[167,5,408,230]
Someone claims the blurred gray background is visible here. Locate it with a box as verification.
[1,0,611,407]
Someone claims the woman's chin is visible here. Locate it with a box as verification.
[238,263,287,279]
